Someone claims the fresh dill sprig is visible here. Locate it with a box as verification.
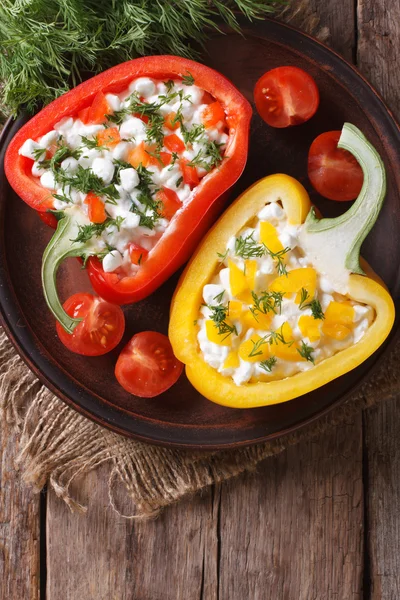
[186,141,224,171]
[32,147,47,161]
[214,291,225,303]
[235,233,265,259]
[80,136,107,151]
[265,246,291,276]
[297,340,315,364]
[175,176,183,188]
[40,142,82,171]
[298,287,310,309]
[217,249,229,262]
[181,124,205,146]
[72,216,124,244]
[181,71,195,86]
[106,108,130,126]
[207,303,237,340]
[298,289,325,320]
[146,114,165,149]
[250,290,284,319]
[308,299,325,320]
[164,80,175,93]
[259,356,277,373]
[55,164,118,203]
[52,193,72,204]
[0,1,283,116]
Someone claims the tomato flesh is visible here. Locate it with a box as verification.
[156,187,182,219]
[56,293,125,356]
[129,243,148,265]
[164,112,179,131]
[115,331,183,397]
[254,66,319,128]
[164,134,185,154]
[180,159,199,187]
[308,130,364,201]
[97,127,121,148]
[88,92,111,125]
[84,192,107,223]
[202,101,226,129]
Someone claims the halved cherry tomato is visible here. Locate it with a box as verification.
[308,130,364,201]
[115,331,183,397]
[201,101,226,129]
[164,112,179,131]
[164,134,185,154]
[180,159,199,187]
[129,243,149,265]
[254,66,319,128]
[84,192,107,223]
[56,293,125,356]
[97,127,121,148]
[88,92,111,125]
[156,187,182,219]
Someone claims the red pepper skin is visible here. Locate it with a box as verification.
[5,55,252,305]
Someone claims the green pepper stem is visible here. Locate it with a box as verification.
[299,123,386,290]
[41,211,91,334]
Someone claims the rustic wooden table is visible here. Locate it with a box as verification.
[1,2,399,598]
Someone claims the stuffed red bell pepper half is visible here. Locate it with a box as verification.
[5,56,252,333]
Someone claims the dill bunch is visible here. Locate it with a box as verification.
[0,0,283,117]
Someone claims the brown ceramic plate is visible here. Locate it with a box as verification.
[0,20,399,448]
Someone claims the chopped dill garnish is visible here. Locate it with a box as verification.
[217,249,229,262]
[32,147,47,161]
[186,141,224,171]
[105,108,130,125]
[182,71,195,86]
[145,113,165,149]
[175,176,183,188]
[250,290,284,319]
[298,287,310,309]
[40,142,82,171]
[168,152,179,170]
[297,340,315,364]
[71,216,124,244]
[264,246,291,276]
[259,356,277,372]
[164,80,175,93]
[181,123,205,145]
[207,303,237,340]
[235,233,265,259]
[214,291,225,303]
[80,136,107,151]
[54,164,118,203]
[298,288,325,320]
[52,193,72,204]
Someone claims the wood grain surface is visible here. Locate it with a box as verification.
[2,1,400,599]
[0,427,40,599]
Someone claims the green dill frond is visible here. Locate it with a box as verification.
[259,356,277,372]
[0,0,283,116]
[297,340,315,363]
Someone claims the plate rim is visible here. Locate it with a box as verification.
[0,17,399,449]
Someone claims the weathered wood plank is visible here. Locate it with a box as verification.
[46,465,218,600]
[357,0,400,115]
[217,416,364,600]
[308,0,356,61]
[0,427,40,600]
[364,400,400,600]
[357,2,400,598]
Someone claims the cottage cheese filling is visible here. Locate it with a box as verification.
[197,200,375,385]
[19,76,228,275]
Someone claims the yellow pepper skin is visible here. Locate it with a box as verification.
[169,174,395,409]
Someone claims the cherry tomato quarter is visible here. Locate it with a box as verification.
[115,331,184,398]
[254,66,319,128]
[56,293,125,356]
[308,130,364,201]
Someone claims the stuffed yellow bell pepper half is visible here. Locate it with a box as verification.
[169,124,395,408]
